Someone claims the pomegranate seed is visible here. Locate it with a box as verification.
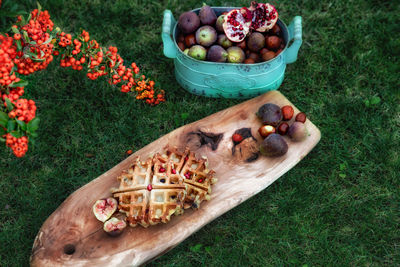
[147,184,153,191]
[159,167,166,173]
[172,169,176,174]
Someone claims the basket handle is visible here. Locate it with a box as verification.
[162,10,177,59]
[285,16,302,64]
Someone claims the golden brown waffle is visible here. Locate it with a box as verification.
[111,147,216,227]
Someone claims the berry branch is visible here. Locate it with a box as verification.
[0,4,165,157]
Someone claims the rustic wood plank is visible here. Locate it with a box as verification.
[30,91,321,267]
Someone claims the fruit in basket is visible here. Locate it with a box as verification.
[196,26,217,47]
[178,34,185,43]
[217,34,233,49]
[259,47,269,55]
[199,4,217,25]
[244,58,255,64]
[216,15,225,32]
[247,52,260,62]
[183,48,189,55]
[281,105,294,121]
[261,50,275,61]
[270,24,281,36]
[260,133,288,157]
[207,45,228,62]
[266,35,281,50]
[93,198,118,222]
[103,217,127,237]
[188,45,207,60]
[295,112,307,123]
[258,125,276,138]
[249,2,278,32]
[227,46,245,63]
[184,34,196,47]
[247,32,265,52]
[178,11,201,34]
[177,42,186,51]
[223,9,251,42]
[288,122,308,141]
[236,40,247,50]
[256,103,282,127]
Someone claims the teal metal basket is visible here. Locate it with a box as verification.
[162,7,302,98]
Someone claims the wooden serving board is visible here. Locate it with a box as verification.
[30,91,321,267]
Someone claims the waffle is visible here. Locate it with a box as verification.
[111,147,217,228]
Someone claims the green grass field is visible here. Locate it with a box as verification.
[1,0,399,266]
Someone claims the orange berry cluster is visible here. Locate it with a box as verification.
[14,9,54,75]
[4,134,28,157]
[1,6,166,157]
[7,99,36,123]
[0,35,19,87]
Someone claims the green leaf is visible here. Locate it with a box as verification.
[181,113,189,120]
[27,118,40,132]
[0,127,6,136]
[339,173,346,178]
[339,163,346,171]
[29,132,38,138]
[0,111,8,124]
[10,131,22,138]
[43,36,52,44]
[370,96,381,105]
[11,27,20,34]
[0,137,5,142]
[37,1,42,15]
[204,246,212,254]
[23,31,30,43]
[364,99,370,107]
[9,80,28,88]
[190,244,203,252]
[7,120,16,132]
[16,119,27,131]
[29,137,36,146]
[5,98,14,111]
[16,39,22,51]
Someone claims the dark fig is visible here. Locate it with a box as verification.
[256,103,282,127]
[199,5,217,25]
[207,45,228,62]
[217,34,233,49]
[195,25,217,47]
[178,12,200,34]
[216,15,225,32]
[247,32,265,52]
[103,217,127,237]
[260,133,288,157]
[287,122,308,141]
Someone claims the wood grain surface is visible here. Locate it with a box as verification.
[30,91,321,266]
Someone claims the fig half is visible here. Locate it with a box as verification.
[103,217,127,237]
[93,197,118,222]
[256,103,282,127]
